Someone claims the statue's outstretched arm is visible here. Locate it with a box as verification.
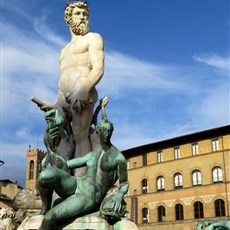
[31,96,55,111]
[101,96,109,120]
[67,152,92,169]
[92,96,109,126]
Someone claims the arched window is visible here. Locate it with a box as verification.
[142,179,148,194]
[213,167,223,183]
[194,201,204,218]
[29,160,34,179]
[142,208,149,223]
[158,206,166,222]
[174,173,183,188]
[215,199,225,217]
[157,176,165,191]
[192,170,202,186]
[175,204,184,220]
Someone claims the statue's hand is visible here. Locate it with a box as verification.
[40,101,54,111]
[44,109,63,149]
[100,193,126,220]
[67,87,93,112]
[31,97,54,111]
[47,126,61,150]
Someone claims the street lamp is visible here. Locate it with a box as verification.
[0,160,5,166]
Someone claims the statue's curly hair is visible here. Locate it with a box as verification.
[64,1,89,25]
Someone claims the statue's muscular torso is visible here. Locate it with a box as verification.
[74,146,124,203]
[58,32,102,97]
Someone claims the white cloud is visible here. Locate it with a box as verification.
[34,14,67,47]
[100,51,183,98]
[1,21,60,124]
[6,4,33,22]
[0,143,28,187]
[199,85,229,124]
[187,83,229,129]
[2,18,190,126]
[110,118,156,150]
[16,128,29,138]
[193,54,230,71]
[2,26,60,75]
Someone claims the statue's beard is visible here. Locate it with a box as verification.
[68,18,89,36]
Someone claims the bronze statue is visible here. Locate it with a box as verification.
[37,97,129,230]
[197,220,230,230]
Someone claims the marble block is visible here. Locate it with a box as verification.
[18,213,138,230]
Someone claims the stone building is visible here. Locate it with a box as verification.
[0,179,23,208]
[26,148,45,190]
[122,124,230,230]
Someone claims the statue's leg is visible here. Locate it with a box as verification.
[71,104,94,176]
[38,168,77,215]
[37,183,53,215]
[39,194,94,230]
[54,95,75,160]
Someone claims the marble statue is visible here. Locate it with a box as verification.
[36,97,129,230]
[32,0,104,175]
[0,208,27,230]
[12,189,42,211]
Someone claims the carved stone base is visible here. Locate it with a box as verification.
[18,215,43,230]
[18,212,138,230]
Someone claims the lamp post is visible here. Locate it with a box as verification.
[0,160,5,166]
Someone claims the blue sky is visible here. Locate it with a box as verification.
[1,0,229,186]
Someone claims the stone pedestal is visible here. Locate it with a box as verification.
[18,213,138,230]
